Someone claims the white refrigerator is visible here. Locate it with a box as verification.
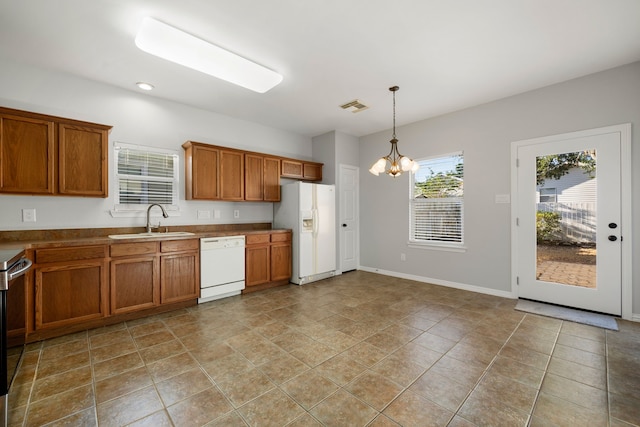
[274,182,336,285]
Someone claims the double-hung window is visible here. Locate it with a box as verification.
[410,152,464,248]
[113,142,179,212]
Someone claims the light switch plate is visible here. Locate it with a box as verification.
[495,194,511,204]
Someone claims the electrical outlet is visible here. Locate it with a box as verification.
[233,209,240,219]
[214,210,221,219]
[400,253,406,261]
[22,208,36,222]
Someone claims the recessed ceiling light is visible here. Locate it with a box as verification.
[135,17,283,93]
[136,82,155,91]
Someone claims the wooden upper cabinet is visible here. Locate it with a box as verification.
[245,153,264,201]
[303,162,323,181]
[281,159,303,179]
[58,123,108,197]
[0,113,55,194]
[263,156,281,201]
[183,141,320,201]
[245,154,281,202]
[183,141,220,200]
[0,107,111,197]
[220,149,244,201]
[281,158,323,181]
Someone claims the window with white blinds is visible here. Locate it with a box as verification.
[410,153,464,246]
[114,143,179,208]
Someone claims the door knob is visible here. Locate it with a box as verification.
[608,235,618,241]
[609,223,618,229]
[342,224,347,227]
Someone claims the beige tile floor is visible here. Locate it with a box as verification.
[7,271,640,426]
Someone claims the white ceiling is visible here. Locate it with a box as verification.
[1,0,640,138]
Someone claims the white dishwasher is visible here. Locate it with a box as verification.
[199,236,245,303]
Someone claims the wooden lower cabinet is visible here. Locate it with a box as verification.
[33,246,108,329]
[110,239,199,312]
[244,231,291,292]
[246,241,270,287]
[271,241,292,282]
[110,256,159,314]
[28,239,199,340]
[160,251,199,304]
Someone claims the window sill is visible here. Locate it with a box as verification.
[110,205,180,218]
[407,242,467,253]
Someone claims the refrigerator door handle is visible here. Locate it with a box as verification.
[312,209,319,235]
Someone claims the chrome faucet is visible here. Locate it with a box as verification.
[146,204,169,233]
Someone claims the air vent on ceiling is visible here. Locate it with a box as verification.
[340,99,369,113]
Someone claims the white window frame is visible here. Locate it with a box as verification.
[538,187,557,203]
[409,151,465,252]
[111,142,180,216]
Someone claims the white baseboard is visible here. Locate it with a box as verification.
[631,314,640,323]
[358,266,515,299]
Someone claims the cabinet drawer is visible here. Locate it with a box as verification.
[161,239,199,253]
[110,241,158,257]
[35,245,107,264]
[246,234,270,245]
[271,232,291,243]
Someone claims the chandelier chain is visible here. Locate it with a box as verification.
[392,88,396,139]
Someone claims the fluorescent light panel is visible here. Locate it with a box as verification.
[135,17,283,93]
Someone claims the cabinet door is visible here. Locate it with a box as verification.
[110,256,159,314]
[264,157,281,202]
[220,149,244,200]
[0,113,55,194]
[189,144,220,200]
[281,159,303,179]
[244,153,264,201]
[35,261,107,329]
[245,245,270,287]
[161,252,199,304]
[270,242,292,282]
[58,123,108,197]
[303,162,323,181]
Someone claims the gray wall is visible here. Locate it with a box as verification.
[312,131,360,272]
[359,61,640,314]
[0,59,312,230]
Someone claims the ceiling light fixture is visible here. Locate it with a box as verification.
[135,17,283,93]
[136,82,155,91]
[369,86,418,177]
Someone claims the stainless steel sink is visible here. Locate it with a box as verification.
[108,231,195,239]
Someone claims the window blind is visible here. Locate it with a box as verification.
[115,145,178,205]
[410,153,464,245]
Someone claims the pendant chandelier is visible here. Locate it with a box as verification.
[369,86,418,177]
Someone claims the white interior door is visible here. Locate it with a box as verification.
[339,164,359,273]
[514,127,624,315]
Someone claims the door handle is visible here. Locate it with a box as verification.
[342,224,347,227]
[609,223,618,229]
[608,235,618,241]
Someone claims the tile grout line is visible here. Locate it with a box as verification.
[445,311,532,426]
[525,316,563,427]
